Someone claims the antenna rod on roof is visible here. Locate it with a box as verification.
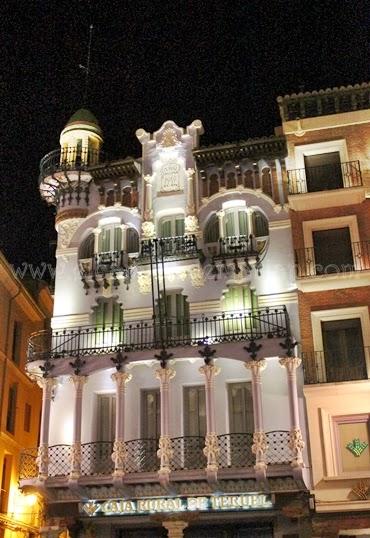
[79,24,94,106]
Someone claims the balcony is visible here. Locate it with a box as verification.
[295,241,370,278]
[80,251,132,278]
[20,431,292,483]
[27,306,289,365]
[39,147,103,183]
[302,347,369,384]
[287,160,362,195]
[139,236,199,264]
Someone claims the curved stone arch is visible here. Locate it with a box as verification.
[198,189,278,225]
[69,207,142,248]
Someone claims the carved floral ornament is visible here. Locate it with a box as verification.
[159,128,181,148]
[57,218,84,249]
[137,266,205,294]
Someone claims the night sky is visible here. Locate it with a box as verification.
[1,0,369,267]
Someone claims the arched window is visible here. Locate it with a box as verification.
[99,226,122,253]
[224,208,248,237]
[252,210,269,237]
[158,215,185,238]
[79,233,94,259]
[204,214,220,243]
[127,228,139,253]
[106,190,115,207]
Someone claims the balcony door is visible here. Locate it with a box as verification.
[304,151,342,191]
[156,293,190,342]
[313,227,353,274]
[183,386,206,468]
[140,389,160,471]
[228,382,254,466]
[322,318,367,382]
[96,394,116,473]
[224,208,248,237]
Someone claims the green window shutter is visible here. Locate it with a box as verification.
[175,218,185,236]
[238,211,248,236]
[114,227,122,251]
[225,211,235,236]
[205,214,220,243]
[160,220,172,238]
[112,303,122,327]
[100,228,111,252]
[95,303,104,326]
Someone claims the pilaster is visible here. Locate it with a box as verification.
[199,363,220,483]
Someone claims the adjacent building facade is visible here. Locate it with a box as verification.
[20,82,370,537]
[0,252,53,537]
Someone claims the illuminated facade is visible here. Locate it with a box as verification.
[20,82,370,537]
[280,84,370,537]
[0,252,52,537]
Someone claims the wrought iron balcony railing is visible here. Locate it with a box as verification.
[139,236,198,263]
[39,147,103,183]
[295,241,370,277]
[79,251,132,278]
[19,431,292,480]
[27,306,289,362]
[302,348,369,384]
[287,160,362,195]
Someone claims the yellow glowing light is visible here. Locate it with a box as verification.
[25,494,38,506]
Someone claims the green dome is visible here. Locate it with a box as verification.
[65,108,100,127]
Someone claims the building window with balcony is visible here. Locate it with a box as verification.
[313,227,353,274]
[204,207,268,257]
[183,385,206,469]
[304,151,342,192]
[93,299,123,328]
[321,318,366,383]
[155,293,190,341]
[140,389,160,472]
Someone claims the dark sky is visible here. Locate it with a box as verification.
[1,0,369,267]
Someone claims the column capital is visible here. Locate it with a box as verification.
[37,377,57,393]
[155,367,176,385]
[162,519,189,537]
[144,174,153,183]
[279,356,302,373]
[216,209,225,218]
[186,167,195,178]
[199,363,221,383]
[93,227,102,236]
[69,375,88,390]
[111,371,132,389]
[245,359,267,376]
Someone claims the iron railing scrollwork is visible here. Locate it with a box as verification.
[302,347,369,384]
[27,306,289,362]
[19,431,292,480]
[287,160,362,195]
[139,236,198,264]
[295,240,370,277]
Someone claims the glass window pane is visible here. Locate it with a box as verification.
[114,227,122,251]
[225,211,235,236]
[238,211,248,235]
[175,218,185,236]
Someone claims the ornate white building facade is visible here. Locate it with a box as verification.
[21,83,370,536]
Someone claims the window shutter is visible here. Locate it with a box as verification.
[114,227,122,251]
[175,218,185,236]
[225,211,235,236]
[238,211,248,236]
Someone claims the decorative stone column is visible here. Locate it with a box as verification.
[216,209,225,238]
[143,174,153,222]
[69,375,87,481]
[155,366,176,488]
[199,363,221,483]
[36,378,57,480]
[245,360,268,481]
[279,357,305,477]
[120,224,128,252]
[93,228,101,254]
[111,371,132,481]
[162,520,188,538]
[185,168,196,215]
